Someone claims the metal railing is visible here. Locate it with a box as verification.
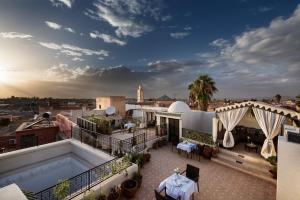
[34,124,164,200]
[35,158,130,200]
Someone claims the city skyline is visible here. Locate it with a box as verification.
[0,0,300,99]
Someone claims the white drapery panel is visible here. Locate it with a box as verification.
[212,117,219,143]
[252,108,286,159]
[217,107,249,148]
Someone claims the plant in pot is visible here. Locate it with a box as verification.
[267,156,277,179]
[121,179,138,198]
[143,152,151,162]
[212,142,220,158]
[152,141,158,149]
[136,154,145,168]
[132,171,143,188]
[107,186,121,200]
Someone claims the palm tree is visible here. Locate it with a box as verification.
[275,94,281,103]
[188,74,218,111]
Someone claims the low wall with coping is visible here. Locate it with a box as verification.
[0,139,114,175]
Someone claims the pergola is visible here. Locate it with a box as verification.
[212,101,300,158]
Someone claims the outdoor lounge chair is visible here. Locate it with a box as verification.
[181,164,200,191]
[155,187,181,200]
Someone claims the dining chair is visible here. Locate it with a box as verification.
[192,144,204,161]
[154,187,181,200]
[181,164,200,191]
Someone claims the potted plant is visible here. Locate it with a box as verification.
[132,171,143,188]
[121,179,138,198]
[152,141,159,149]
[267,156,277,179]
[53,179,70,200]
[136,154,145,168]
[212,143,220,158]
[107,186,121,200]
[143,152,151,162]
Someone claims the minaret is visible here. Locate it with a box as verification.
[137,85,144,103]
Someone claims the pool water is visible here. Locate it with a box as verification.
[0,153,91,193]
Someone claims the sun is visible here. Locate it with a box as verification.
[0,68,9,83]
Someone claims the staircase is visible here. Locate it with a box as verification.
[211,148,276,185]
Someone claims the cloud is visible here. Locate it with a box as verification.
[258,6,273,13]
[170,32,190,39]
[90,31,126,46]
[45,21,76,33]
[46,63,90,81]
[184,26,192,31]
[39,42,109,57]
[45,21,62,30]
[0,32,33,39]
[72,57,84,62]
[85,0,169,38]
[65,27,75,33]
[148,59,204,73]
[201,4,300,96]
[50,0,74,8]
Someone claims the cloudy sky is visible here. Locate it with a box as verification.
[0,0,299,99]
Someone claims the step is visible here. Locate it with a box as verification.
[211,156,276,185]
[217,152,270,175]
[219,148,270,167]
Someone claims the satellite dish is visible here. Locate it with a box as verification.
[42,112,52,119]
[33,114,39,120]
[106,106,116,115]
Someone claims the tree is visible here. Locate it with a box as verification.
[275,94,281,103]
[188,74,218,111]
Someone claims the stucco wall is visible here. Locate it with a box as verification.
[96,96,125,117]
[182,110,215,134]
[277,136,300,200]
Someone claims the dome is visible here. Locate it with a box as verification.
[168,101,191,113]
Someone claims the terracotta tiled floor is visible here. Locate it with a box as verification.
[132,145,276,200]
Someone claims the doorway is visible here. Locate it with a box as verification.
[20,134,37,149]
[168,118,179,142]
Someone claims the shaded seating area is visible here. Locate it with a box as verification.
[216,126,266,150]
[213,101,299,159]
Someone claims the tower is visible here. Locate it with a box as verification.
[137,85,144,103]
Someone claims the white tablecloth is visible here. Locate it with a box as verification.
[158,174,198,200]
[177,142,197,153]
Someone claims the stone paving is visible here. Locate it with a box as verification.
[132,144,276,200]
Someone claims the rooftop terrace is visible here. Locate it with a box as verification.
[133,144,276,200]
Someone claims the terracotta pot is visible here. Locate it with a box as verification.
[121,179,138,198]
[144,153,151,162]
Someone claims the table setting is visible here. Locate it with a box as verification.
[158,168,198,200]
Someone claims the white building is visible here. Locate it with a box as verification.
[137,85,144,103]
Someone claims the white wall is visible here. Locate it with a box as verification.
[0,139,114,174]
[182,110,215,134]
[277,136,300,200]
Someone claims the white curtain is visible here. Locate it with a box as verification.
[212,117,219,143]
[252,108,286,159]
[218,107,249,148]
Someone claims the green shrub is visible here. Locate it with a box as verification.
[53,180,70,200]
[182,128,214,146]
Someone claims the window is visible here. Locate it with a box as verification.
[8,139,16,145]
[99,105,101,109]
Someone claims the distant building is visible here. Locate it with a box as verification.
[137,85,144,103]
[154,95,176,107]
[96,96,126,117]
[15,118,59,149]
